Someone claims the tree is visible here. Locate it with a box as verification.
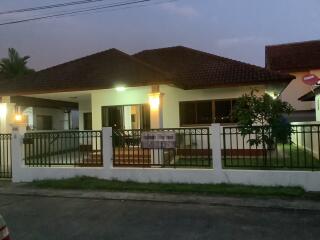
[0,48,34,79]
[233,91,294,152]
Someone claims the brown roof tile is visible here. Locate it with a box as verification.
[0,48,171,95]
[134,46,294,89]
[0,46,294,95]
[266,40,320,72]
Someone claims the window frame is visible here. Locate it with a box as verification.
[179,98,238,127]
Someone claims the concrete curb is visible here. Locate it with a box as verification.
[0,185,320,211]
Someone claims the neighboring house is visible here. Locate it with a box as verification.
[266,40,320,122]
[299,86,320,121]
[0,46,294,132]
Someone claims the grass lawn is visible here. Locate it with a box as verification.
[28,176,314,199]
[223,144,320,170]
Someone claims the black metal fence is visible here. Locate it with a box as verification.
[0,134,11,178]
[112,128,212,168]
[24,131,102,167]
[222,124,320,170]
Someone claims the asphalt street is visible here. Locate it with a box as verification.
[1,194,320,240]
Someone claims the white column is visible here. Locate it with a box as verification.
[11,125,26,182]
[149,92,163,129]
[211,123,222,171]
[102,127,113,170]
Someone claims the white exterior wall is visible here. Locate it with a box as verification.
[90,85,266,129]
[32,107,66,130]
[79,98,92,130]
[316,94,320,121]
[161,85,266,128]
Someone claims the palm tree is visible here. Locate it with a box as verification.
[0,48,34,79]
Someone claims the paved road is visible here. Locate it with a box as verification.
[0,194,320,240]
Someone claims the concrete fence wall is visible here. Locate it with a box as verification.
[11,124,320,191]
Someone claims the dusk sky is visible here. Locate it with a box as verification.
[0,0,319,70]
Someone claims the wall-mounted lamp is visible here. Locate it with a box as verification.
[148,92,160,111]
[14,106,23,123]
[14,113,22,122]
[115,86,126,92]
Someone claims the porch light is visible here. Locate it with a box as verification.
[149,92,160,111]
[266,91,278,100]
[115,86,126,92]
[14,106,23,123]
[0,104,7,119]
[14,113,22,122]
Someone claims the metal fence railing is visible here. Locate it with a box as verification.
[112,128,212,168]
[24,131,102,167]
[0,134,11,178]
[222,124,320,170]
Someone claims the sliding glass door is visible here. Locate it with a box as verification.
[102,104,150,129]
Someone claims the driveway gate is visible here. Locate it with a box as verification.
[0,134,12,179]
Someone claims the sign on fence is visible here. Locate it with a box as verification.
[141,131,176,149]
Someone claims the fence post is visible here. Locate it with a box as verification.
[11,125,25,182]
[102,127,113,170]
[211,123,222,172]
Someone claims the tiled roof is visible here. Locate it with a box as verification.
[266,40,320,72]
[0,49,170,95]
[134,46,294,89]
[0,46,294,95]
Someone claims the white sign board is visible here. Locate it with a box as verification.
[141,132,176,149]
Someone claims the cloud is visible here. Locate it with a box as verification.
[160,2,198,17]
[217,36,271,48]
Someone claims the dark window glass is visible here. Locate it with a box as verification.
[102,106,123,129]
[180,101,212,125]
[36,115,53,130]
[197,101,212,124]
[214,99,238,123]
[83,112,92,130]
[180,102,196,125]
[215,100,232,123]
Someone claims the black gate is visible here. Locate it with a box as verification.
[0,134,12,178]
[112,128,212,168]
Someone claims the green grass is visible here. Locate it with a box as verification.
[29,176,310,198]
[223,144,320,170]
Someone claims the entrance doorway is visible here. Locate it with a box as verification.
[101,104,150,129]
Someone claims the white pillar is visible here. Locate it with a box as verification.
[211,123,222,171]
[11,125,26,182]
[102,127,113,170]
[149,92,163,129]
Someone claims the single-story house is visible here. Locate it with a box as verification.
[266,40,320,121]
[0,46,294,132]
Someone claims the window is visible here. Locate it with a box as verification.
[180,101,213,125]
[101,104,150,129]
[36,115,53,130]
[179,99,238,126]
[214,99,237,123]
[83,112,92,130]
